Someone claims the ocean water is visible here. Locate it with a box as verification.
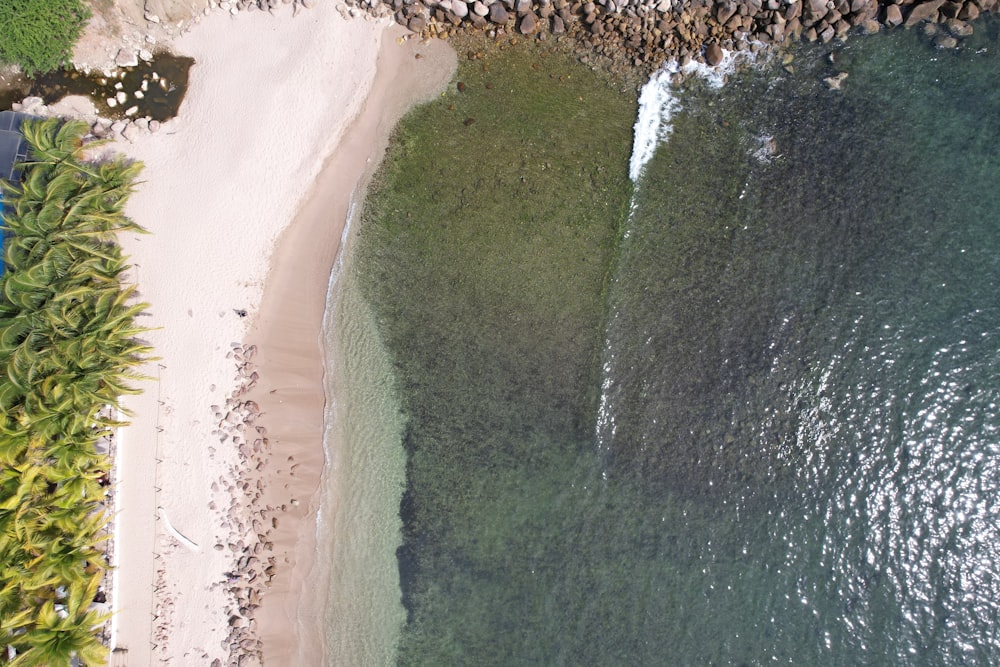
[340,23,1000,665]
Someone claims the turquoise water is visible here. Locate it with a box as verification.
[349,24,1000,665]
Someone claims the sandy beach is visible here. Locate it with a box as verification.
[105,4,454,664]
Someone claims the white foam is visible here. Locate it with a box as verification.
[628,48,751,183]
[599,48,758,463]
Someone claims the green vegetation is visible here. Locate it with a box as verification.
[0,118,148,666]
[0,0,92,75]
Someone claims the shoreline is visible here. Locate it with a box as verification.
[244,31,455,664]
[106,5,437,663]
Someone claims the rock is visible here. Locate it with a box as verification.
[884,2,903,24]
[408,14,426,30]
[958,1,979,20]
[860,17,881,32]
[452,0,469,17]
[704,41,724,66]
[21,96,43,112]
[489,2,510,22]
[124,105,139,117]
[121,123,140,142]
[519,10,538,32]
[904,0,946,26]
[716,1,738,23]
[940,0,962,17]
[933,32,958,47]
[473,0,489,14]
[115,49,139,68]
[823,71,848,89]
[116,91,127,104]
[134,117,149,131]
[805,0,829,17]
[945,17,973,35]
[139,49,154,62]
[551,13,565,31]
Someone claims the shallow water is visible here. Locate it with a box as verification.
[341,24,1000,664]
[0,54,192,121]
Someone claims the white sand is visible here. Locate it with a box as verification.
[107,5,400,663]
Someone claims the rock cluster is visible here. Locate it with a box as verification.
[10,96,162,143]
[347,0,992,69]
[214,0,319,17]
[210,343,278,667]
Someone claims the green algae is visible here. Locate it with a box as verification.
[353,40,636,664]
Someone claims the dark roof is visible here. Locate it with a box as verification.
[0,111,34,183]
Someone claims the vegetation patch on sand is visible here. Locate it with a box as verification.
[0,119,148,666]
[0,0,91,75]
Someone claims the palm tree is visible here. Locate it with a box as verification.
[0,118,148,661]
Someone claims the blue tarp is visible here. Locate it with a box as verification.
[0,110,33,277]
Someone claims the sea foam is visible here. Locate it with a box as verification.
[628,49,749,183]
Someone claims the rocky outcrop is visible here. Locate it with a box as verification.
[210,343,279,667]
[346,0,992,71]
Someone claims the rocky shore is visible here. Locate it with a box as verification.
[210,343,279,667]
[344,0,993,70]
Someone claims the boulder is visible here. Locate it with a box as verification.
[408,14,426,30]
[21,96,44,112]
[805,0,829,18]
[860,17,881,31]
[121,123,140,142]
[933,32,959,46]
[551,13,565,31]
[945,17,973,35]
[452,0,469,16]
[704,41,724,65]
[823,71,848,89]
[716,0,738,23]
[904,0,946,26]
[143,0,197,23]
[519,10,539,31]
[115,49,139,68]
[939,0,962,17]
[957,1,979,19]
[884,3,903,24]
[489,2,510,21]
